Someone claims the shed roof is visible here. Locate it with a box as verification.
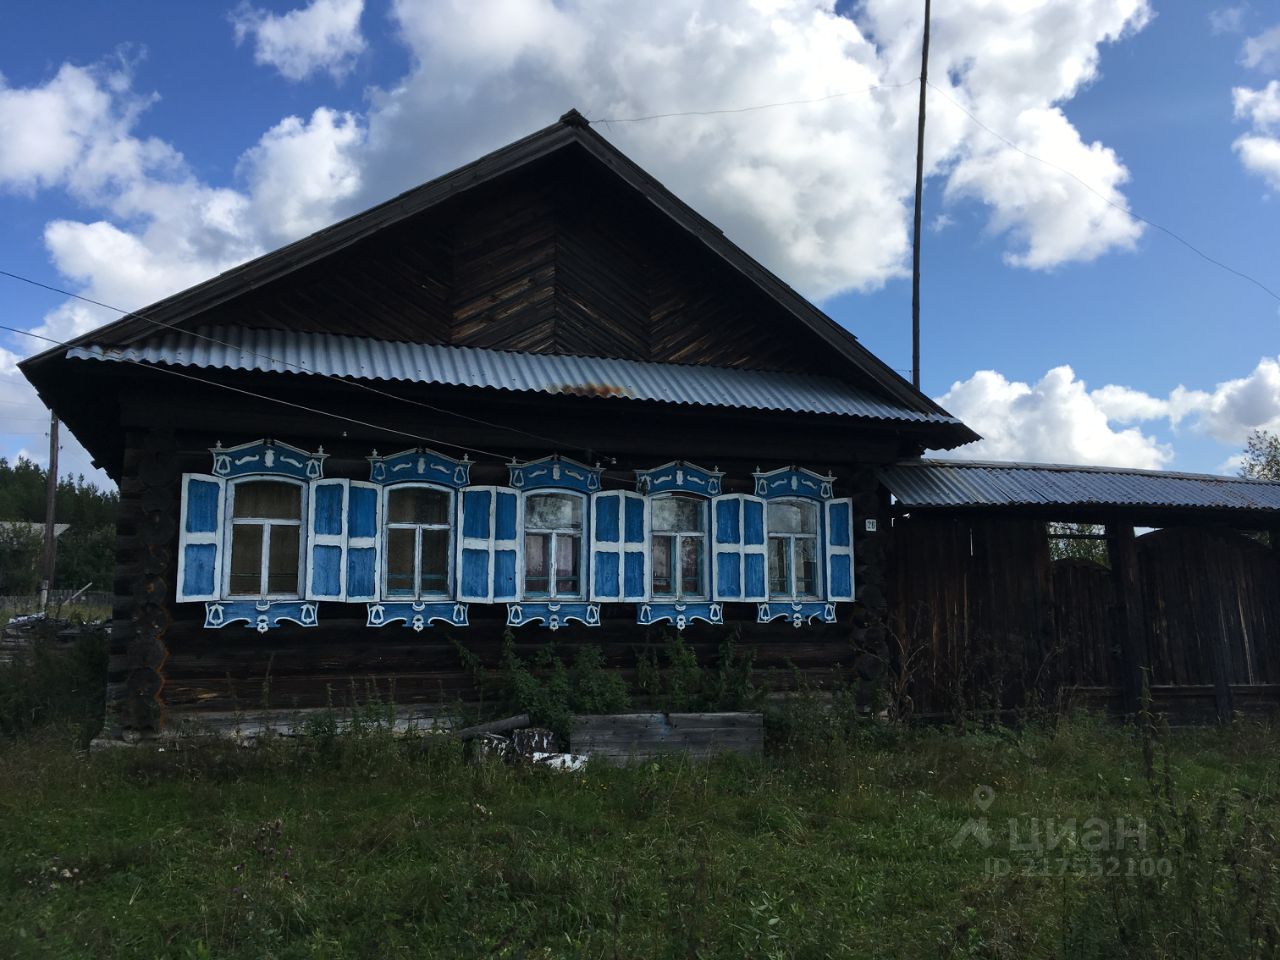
[880,459,1280,513]
[68,327,962,425]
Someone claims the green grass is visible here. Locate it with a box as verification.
[1,713,1277,959]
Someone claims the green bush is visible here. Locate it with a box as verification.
[0,622,107,746]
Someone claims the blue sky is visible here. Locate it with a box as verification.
[0,1,1278,486]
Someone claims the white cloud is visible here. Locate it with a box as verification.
[356,0,1151,298]
[1210,6,1249,36]
[1242,24,1280,71]
[1233,81,1280,190]
[936,366,1171,469]
[936,356,1280,469]
[238,107,366,244]
[943,106,1142,268]
[231,0,366,82]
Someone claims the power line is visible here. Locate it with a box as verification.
[0,322,639,481]
[924,80,1280,304]
[590,79,920,124]
[0,269,617,463]
[0,322,511,460]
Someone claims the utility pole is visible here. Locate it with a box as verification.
[40,412,59,611]
[911,0,932,390]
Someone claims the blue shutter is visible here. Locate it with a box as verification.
[492,488,520,602]
[346,481,380,602]
[712,494,767,602]
[306,479,348,601]
[741,495,767,601]
[457,486,521,603]
[177,473,225,602]
[824,497,855,602]
[590,491,649,602]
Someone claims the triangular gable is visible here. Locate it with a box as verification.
[23,109,957,423]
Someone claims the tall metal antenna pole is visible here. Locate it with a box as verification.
[911,0,932,390]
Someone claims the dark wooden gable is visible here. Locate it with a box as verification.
[172,152,834,374]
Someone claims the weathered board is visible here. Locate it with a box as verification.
[570,712,763,762]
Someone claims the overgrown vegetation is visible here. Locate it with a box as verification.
[0,456,117,594]
[0,708,1276,959]
[0,620,106,747]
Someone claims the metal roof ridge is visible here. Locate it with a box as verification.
[893,458,1280,486]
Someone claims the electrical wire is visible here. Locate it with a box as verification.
[923,80,1280,304]
[0,322,520,458]
[0,268,617,463]
[0,321,649,482]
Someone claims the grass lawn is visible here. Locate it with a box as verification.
[1,714,1277,959]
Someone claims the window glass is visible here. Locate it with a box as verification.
[228,479,301,597]
[388,487,449,525]
[768,537,790,597]
[768,500,817,534]
[385,527,417,597]
[795,537,818,597]
[233,481,301,520]
[229,525,264,595]
[525,533,550,595]
[649,495,706,599]
[556,534,580,595]
[523,494,582,598]
[267,526,300,594]
[680,537,704,596]
[383,485,453,600]
[652,495,703,532]
[420,528,450,595]
[525,494,582,530]
[652,534,674,596]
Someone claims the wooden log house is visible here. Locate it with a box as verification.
[19,110,1280,736]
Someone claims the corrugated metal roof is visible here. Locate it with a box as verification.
[881,459,1280,512]
[67,326,961,424]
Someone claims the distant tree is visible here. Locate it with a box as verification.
[0,523,43,593]
[1047,522,1110,567]
[1240,430,1280,481]
[0,456,118,590]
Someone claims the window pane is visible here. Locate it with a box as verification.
[229,524,263,595]
[768,536,790,597]
[525,494,581,531]
[420,528,450,596]
[555,534,580,595]
[796,537,818,597]
[651,534,674,596]
[652,495,704,533]
[267,524,300,594]
[385,527,416,597]
[769,501,817,534]
[233,481,301,520]
[388,487,450,525]
[525,533,550,594]
[680,536,705,597]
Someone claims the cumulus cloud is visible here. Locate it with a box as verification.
[231,0,366,82]
[357,0,1151,298]
[1233,80,1280,190]
[1242,24,1280,71]
[937,356,1280,468]
[1210,6,1249,36]
[936,366,1172,469]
